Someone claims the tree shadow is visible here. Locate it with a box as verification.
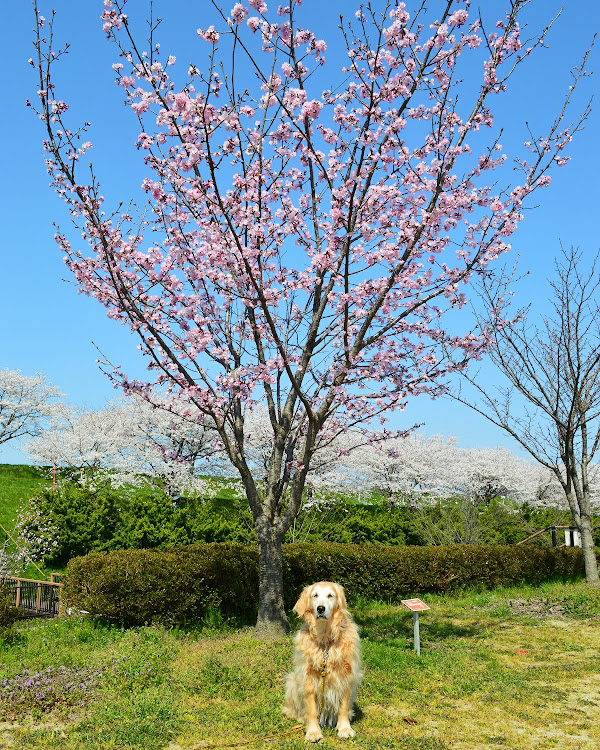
[354,609,480,645]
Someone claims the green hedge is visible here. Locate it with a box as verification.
[63,542,585,627]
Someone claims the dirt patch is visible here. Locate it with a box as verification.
[493,598,568,618]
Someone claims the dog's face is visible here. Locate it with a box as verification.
[293,581,347,621]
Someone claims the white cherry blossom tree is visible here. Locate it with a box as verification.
[0,369,64,449]
[23,395,227,497]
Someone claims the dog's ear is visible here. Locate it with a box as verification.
[333,583,347,612]
[293,586,312,619]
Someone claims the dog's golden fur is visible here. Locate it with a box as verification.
[283,581,361,742]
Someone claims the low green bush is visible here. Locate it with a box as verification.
[0,587,20,641]
[64,544,260,626]
[282,543,585,602]
[63,542,584,627]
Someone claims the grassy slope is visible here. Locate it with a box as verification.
[1,580,599,749]
[0,464,50,530]
[0,464,52,579]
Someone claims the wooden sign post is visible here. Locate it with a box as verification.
[401,599,430,656]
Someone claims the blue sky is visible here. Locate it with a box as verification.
[1,0,599,464]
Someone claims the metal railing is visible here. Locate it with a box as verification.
[1,575,62,618]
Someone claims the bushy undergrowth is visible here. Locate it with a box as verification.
[29,484,256,565]
[26,480,587,565]
[0,588,20,641]
[64,542,584,627]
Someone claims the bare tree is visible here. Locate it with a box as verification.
[452,245,600,584]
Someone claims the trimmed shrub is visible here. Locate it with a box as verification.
[281,543,585,604]
[63,542,585,627]
[64,544,260,626]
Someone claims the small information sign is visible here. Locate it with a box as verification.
[401,599,430,655]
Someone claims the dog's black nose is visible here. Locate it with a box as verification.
[316,605,325,615]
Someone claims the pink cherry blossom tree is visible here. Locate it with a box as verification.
[31,0,590,636]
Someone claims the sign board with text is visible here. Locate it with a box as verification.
[402,598,430,612]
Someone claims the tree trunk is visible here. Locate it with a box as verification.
[254,519,290,638]
[579,513,599,586]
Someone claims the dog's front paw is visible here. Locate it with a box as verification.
[305,727,324,743]
[337,724,356,739]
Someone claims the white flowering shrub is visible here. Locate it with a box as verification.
[0,502,58,577]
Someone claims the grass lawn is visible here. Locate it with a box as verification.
[0,465,50,531]
[0,465,53,580]
[1,580,599,749]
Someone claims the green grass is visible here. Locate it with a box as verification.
[1,581,600,749]
[0,464,53,579]
[0,464,50,529]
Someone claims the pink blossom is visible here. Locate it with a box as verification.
[248,0,267,13]
[171,92,193,117]
[231,3,248,23]
[283,87,307,110]
[197,25,220,44]
[131,100,149,114]
[300,99,322,120]
[448,9,468,27]
[136,133,153,149]
[101,5,125,34]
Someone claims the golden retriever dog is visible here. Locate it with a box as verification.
[283,581,361,742]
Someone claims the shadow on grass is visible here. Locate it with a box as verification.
[352,703,365,724]
[355,610,480,645]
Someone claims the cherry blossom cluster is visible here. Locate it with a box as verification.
[0,368,65,448]
[307,431,587,510]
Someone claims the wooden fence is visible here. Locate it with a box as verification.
[516,525,598,548]
[1,575,62,618]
